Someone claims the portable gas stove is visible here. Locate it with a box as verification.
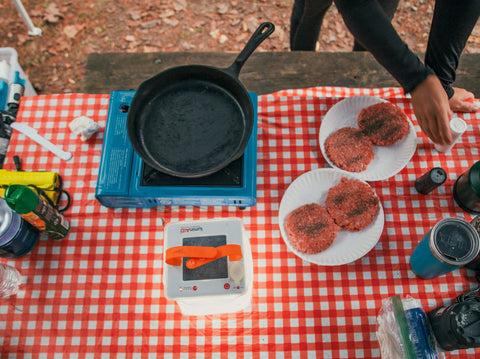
[95,91,257,208]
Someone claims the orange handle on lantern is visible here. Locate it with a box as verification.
[165,245,242,269]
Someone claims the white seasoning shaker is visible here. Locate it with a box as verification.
[434,117,467,153]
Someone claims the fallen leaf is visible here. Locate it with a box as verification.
[161,10,175,18]
[17,34,29,44]
[210,29,220,39]
[43,3,63,24]
[244,17,258,33]
[219,34,228,44]
[48,48,59,56]
[173,0,187,11]
[30,10,43,17]
[181,41,196,50]
[141,20,159,29]
[210,20,217,33]
[217,4,229,14]
[56,39,71,51]
[129,10,142,21]
[235,34,248,43]
[63,25,79,39]
[141,45,161,52]
[163,18,179,27]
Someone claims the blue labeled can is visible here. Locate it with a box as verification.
[0,198,39,258]
[410,218,480,279]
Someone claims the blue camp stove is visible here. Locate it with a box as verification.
[95,91,257,208]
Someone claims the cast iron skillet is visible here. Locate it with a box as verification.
[127,22,275,178]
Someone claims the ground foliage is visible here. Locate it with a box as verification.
[1,0,479,94]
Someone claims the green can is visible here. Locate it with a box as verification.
[4,185,70,240]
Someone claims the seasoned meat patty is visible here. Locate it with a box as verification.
[284,203,341,254]
[358,102,409,146]
[325,127,375,172]
[326,178,380,232]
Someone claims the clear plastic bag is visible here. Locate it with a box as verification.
[376,295,445,359]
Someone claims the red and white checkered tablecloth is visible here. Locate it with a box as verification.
[1,87,480,358]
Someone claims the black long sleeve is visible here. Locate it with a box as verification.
[334,0,434,94]
[426,0,480,98]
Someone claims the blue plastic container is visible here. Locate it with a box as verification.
[410,218,479,279]
[0,80,7,111]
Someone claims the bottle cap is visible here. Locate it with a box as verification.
[431,218,479,265]
[4,185,39,215]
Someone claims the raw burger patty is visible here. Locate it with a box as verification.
[325,127,374,172]
[326,177,379,232]
[284,203,341,254]
[358,102,409,146]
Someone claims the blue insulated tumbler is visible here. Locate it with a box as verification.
[410,218,480,279]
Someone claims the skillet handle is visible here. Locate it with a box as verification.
[225,22,275,78]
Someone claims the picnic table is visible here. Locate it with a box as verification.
[1,51,480,358]
[84,51,480,96]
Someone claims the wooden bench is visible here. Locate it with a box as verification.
[84,52,480,96]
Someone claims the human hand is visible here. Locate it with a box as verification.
[410,74,453,145]
[449,87,479,113]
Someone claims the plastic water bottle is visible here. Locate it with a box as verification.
[0,263,21,297]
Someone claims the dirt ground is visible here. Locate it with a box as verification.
[1,0,480,95]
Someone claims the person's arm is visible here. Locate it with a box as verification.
[426,0,480,112]
[334,0,432,93]
[333,0,452,144]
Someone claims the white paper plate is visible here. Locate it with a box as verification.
[278,168,385,266]
[319,96,417,181]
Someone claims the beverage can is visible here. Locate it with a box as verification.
[410,218,480,279]
[0,198,39,258]
[4,185,70,240]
